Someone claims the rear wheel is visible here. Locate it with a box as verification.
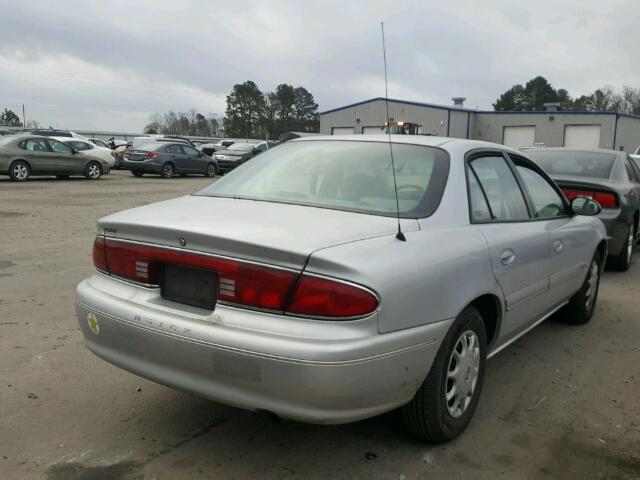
[160,162,175,178]
[131,171,144,177]
[402,306,486,442]
[608,224,634,271]
[9,160,30,181]
[562,250,601,324]
[206,162,217,177]
[84,161,102,180]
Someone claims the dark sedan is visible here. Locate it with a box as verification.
[121,142,219,178]
[214,142,269,173]
[528,148,640,270]
[0,134,110,181]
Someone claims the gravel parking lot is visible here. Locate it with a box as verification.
[1,170,639,480]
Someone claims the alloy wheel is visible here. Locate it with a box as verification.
[446,330,480,418]
[626,225,634,264]
[163,164,174,178]
[584,259,599,311]
[207,164,217,177]
[13,163,28,180]
[88,163,101,179]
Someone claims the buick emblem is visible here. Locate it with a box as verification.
[178,237,186,247]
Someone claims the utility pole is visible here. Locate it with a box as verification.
[22,104,26,127]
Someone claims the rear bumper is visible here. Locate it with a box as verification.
[216,160,242,173]
[75,274,451,424]
[120,159,161,173]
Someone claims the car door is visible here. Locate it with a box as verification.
[508,154,592,305]
[18,138,55,173]
[164,144,187,172]
[467,152,552,342]
[46,138,81,174]
[180,145,202,172]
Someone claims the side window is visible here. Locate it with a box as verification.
[181,145,199,156]
[515,163,568,219]
[20,138,49,152]
[165,144,182,154]
[47,139,73,153]
[468,155,530,221]
[467,169,492,221]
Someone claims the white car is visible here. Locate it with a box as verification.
[53,137,115,167]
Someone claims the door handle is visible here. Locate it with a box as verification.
[500,249,516,265]
[553,239,564,253]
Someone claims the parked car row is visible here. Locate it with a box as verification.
[76,134,616,443]
[0,134,111,181]
[0,131,277,180]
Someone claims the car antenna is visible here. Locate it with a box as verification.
[381,22,406,241]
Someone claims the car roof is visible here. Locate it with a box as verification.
[292,134,525,156]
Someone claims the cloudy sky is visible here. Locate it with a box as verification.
[0,0,638,132]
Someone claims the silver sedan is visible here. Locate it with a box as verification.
[75,135,606,442]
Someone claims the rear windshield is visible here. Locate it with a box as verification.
[227,143,255,152]
[0,135,15,147]
[196,140,450,218]
[527,150,616,179]
[136,142,165,152]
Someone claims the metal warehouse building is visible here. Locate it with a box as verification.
[319,97,640,152]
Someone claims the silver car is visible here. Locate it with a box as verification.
[75,136,606,441]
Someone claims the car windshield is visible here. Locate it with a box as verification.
[528,150,616,179]
[196,140,450,218]
[227,143,254,152]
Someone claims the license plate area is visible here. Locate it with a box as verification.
[160,264,218,310]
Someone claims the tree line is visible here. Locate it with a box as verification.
[223,81,319,139]
[144,81,320,140]
[144,110,221,137]
[494,76,640,114]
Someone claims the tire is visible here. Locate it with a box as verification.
[402,306,486,442]
[9,160,30,182]
[205,162,217,177]
[607,224,634,271]
[562,250,602,325]
[84,161,102,180]
[131,171,144,177]
[160,162,175,178]
[56,175,69,180]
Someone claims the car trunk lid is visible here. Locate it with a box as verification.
[97,194,419,270]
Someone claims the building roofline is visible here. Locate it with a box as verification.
[320,97,475,115]
[320,97,640,120]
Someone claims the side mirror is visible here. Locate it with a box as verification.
[571,197,602,216]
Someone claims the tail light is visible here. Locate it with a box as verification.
[92,238,378,318]
[92,237,107,272]
[562,188,618,209]
[144,152,159,160]
[287,275,379,318]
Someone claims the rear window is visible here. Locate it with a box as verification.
[136,142,165,152]
[196,140,450,218]
[528,150,616,179]
[227,143,255,152]
[0,136,15,147]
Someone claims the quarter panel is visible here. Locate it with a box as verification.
[305,226,500,333]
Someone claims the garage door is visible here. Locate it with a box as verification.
[503,126,535,149]
[331,127,354,135]
[564,125,601,149]
[362,126,384,134]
